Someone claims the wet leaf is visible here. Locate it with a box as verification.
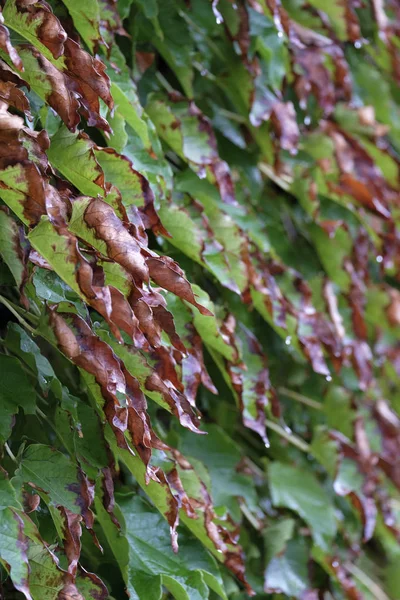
[117,495,226,600]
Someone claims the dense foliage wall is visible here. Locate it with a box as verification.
[0,0,399,598]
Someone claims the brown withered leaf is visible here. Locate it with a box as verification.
[57,583,84,600]
[29,248,52,269]
[180,326,217,407]
[146,255,213,316]
[290,22,351,115]
[0,15,23,70]
[77,567,109,600]
[145,369,204,434]
[0,103,57,226]
[345,230,370,341]
[5,0,112,129]
[21,46,81,130]
[325,122,394,219]
[0,58,27,86]
[30,215,145,341]
[328,558,362,600]
[350,340,373,391]
[251,254,288,329]
[295,276,342,375]
[12,0,67,59]
[83,198,149,283]
[374,399,400,490]
[148,92,236,205]
[170,449,253,594]
[386,288,400,327]
[323,280,346,341]
[50,310,132,446]
[64,38,113,131]
[49,311,201,463]
[0,80,31,117]
[59,508,82,581]
[228,321,276,444]
[270,101,299,155]
[0,104,49,172]
[330,424,378,542]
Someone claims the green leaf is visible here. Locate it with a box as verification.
[143,2,193,96]
[0,509,32,599]
[94,147,150,208]
[47,126,104,197]
[264,538,309,598]
[110,81,150,149]
[5,323,60,395]
[0,210,26,288]
[32,267,87,317]
[269,462,337,551]
[0,472,22,511]
[0,164,36,226]
[117,495,225,600]
[3,0,65,67]
[0,354,36,442]
[26,541,64,600]
[28,218,96,309]
[264,518,295,566]
[188,287,236,361]
[61,0,100,52]
[15,444,86,515]
[134,0,158,19]
[177,424,257,520]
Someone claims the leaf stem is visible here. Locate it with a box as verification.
[0,295,37,335]
[346,563,391,600]
[4,442,18,464]
[258,162,292,191]
[278,387,324,411]
[156,71,174,93]
[265,419,310,453]
[240,502,261,530]
[7,298,39,325]
[218,108,247,124]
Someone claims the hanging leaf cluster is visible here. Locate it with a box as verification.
[0,0,400,598]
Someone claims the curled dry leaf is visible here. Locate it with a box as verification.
[147,256,213,316]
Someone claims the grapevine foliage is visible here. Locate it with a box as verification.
[0,0,399,598]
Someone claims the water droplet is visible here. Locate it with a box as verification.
[277,31,283,38]
[201,69,208,76]
[332,560,339,568]
[216,16,223,24]
[304,115,311,126]
[264,439,271,449]
[326,375,332,382]
[285,336,291,345]
[354,40,362,49]
[376,255,383,263]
